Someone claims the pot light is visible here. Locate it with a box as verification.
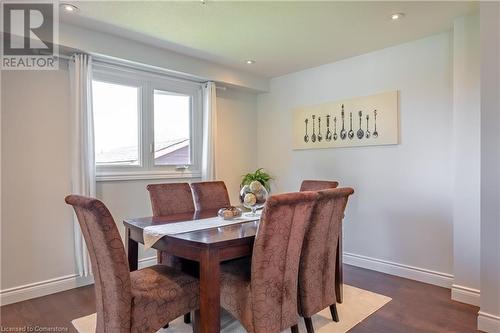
[61,3,79,13]
[391,13,405,20]
[245,60,255,65]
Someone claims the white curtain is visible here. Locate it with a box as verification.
[201,82,218,180]
[69,54,95,277]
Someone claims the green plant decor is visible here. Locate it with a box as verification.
[241,168,273,192]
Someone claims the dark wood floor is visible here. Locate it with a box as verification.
[0,265,480,333]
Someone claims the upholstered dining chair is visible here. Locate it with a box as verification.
[299,179,339,191]
[146,183,196,325]
[298,187,354,333]
[147,183,195,216]
[147,183,195,264]
[219,191,319,333]
[65,195,199,333]
[190,181,231,211]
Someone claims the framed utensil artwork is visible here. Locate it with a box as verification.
[293,90,399,150]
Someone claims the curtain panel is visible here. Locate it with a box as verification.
[69,54,95,277]
[201,82,218,181]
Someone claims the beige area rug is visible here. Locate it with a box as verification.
[72,285,391,333]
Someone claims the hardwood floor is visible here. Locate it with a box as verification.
[0,265,480,333]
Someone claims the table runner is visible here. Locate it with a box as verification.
[143,214,261,249]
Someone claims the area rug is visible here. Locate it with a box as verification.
[72,285,391,333]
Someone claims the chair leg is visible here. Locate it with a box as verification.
[304,317,314,333]
[330,304,339,322]
[290,324,299,333]
[184,312,191,324]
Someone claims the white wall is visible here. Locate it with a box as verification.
[0,63,258,304]
[257,33,455,286]
[1,64,78,292]
[451,14,481,306]
[478,2,500,332]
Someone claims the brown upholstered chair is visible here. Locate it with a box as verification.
[298,187,354,333]
[147,183,195,216]
[219,191,319,333]
[146,183,197,325]
[299,179,339,192]
[65,195,199,333]
[147,183,195,265]
[190,181,231,211]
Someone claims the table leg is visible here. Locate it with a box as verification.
[125,227,138,272]
[196,248,220,333]
[336,234,343,303]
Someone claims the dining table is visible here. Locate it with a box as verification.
[123,209,344,333]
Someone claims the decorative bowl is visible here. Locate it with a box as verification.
[218,206,243,220]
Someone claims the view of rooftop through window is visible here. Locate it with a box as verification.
[153,90,191,166]
[93,80,139,165]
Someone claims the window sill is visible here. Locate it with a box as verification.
[96,171,201,182]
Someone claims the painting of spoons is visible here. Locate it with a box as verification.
[293,90,398,149]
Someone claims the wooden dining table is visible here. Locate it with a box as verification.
[123,209,344,333]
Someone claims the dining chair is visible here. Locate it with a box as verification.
[219,191,319,333]
[299,179,339,191]
[65,195,199,333]
[146,182,197,325]
[190,181,231,211]
[147,183,195,265]
[297,187,354,333]
[147,183,195,216]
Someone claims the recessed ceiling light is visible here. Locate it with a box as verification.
[245,60,255,65]
[391,13,405,20]
[61,3,79,13]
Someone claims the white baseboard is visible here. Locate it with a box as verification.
[478,311,500,333]
[451,284,481,306]
[344,252,454,288]
[0,274,94,306]
[0,256,157,306]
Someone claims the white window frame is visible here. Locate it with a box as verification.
[93,62,203,181]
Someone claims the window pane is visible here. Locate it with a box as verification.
[93,81,139,165]
[154,90,191,165]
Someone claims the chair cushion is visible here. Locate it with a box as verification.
[130,265,199,333]
[220,258,254,333]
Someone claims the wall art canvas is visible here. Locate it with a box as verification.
[292,90,399,150]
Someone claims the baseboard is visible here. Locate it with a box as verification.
[451,284,481,306]
[344,252,454,288]
[478,311,500,333]
[0,256,157,306]
[0,274,94,306]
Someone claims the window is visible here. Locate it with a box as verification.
[92,63,202,181]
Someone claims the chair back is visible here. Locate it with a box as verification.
[190,181,231,210]
[300,179,339,191]
[147,183,195,216]
[65,195,131,333]
[298,187,354,317]
[250,191,318,333]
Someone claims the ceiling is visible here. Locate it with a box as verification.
[62,1,477,78]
